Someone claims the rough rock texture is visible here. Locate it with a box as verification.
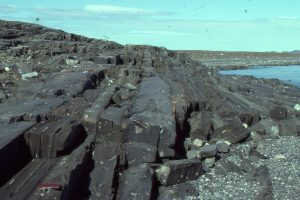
[1,20,300,199]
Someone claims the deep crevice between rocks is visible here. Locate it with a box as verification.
[0,134,33,187]
[111,155,122,200]
[150,173,160,200]
[174,102,200,159]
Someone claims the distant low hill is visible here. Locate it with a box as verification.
[289,50,300,54]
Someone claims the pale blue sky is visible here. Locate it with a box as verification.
[0,0,300,51]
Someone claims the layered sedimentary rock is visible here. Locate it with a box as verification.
[1,20,300,199]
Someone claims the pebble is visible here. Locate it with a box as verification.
[294,104,300,111]
[192,139,203,147]
[243,123,248,128]
[274,154,286,160]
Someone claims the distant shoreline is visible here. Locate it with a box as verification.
[177,50,300,70]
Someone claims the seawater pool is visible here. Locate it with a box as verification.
[219,65,300,87]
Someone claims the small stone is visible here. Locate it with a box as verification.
[159,151,165,157]
[4,67,10,72]
[125,83,137,90]
[193,139,204,147]
[216,141,230,153]
[184,138,192,151]
[274,154,286,160]
[66,58,79,65]
[187,150,201,159]
[243,123,248,128]
[271,126,280,137]
[204,157,216,168]
[250,131,262,142]
[21,72,38,80]
[200,144,217,158]
[294,104,300,111]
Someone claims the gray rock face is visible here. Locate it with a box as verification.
[188,111,212,141]
[117,164,154,200]
[122,142,157,167]
[89,143,122,199]
[212,119,250,143]
[270,106,288,121]
[155,159,205,186]
[24,119,87,158]
[239,112,261,126]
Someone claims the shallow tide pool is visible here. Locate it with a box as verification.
[219,65,300,87]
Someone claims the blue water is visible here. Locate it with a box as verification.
[219,65,300,87]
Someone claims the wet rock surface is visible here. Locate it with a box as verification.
[0,20,300,199]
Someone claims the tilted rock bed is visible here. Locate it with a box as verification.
[0,20,300,200]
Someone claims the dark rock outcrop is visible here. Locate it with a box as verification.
[0,20,299,199]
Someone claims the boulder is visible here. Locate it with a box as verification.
[270,106,287,121]
[200,144,217,158]
[24,119,87,158]
[239,112,261,126]
[155,159,205,186]
[212,119,250,144]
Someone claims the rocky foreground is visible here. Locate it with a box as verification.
[0,20,300,200]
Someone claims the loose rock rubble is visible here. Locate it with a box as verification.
[0,20,300,199]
